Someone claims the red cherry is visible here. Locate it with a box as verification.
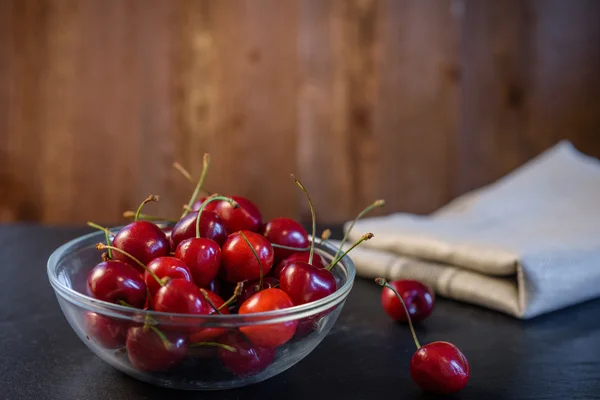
[221,231,274,283]
[144,256,192,298]
[191,196,218,213]
[272,251,326,279]
[218,331,276,376]
[206,278,220,295]
[112,221,169,271]
[410,341,470,394]
[170,211,228,248]
[263,217,309,262]
[83,312,129,349]
[153,279,210,316]
[381,280,435,323]
[279,262,336,305]
[175,238,221,288]
[238,276,280,305]
[213,195,263,233]
[126,325,187,372]
[238,288,298,348]
[375,278,469,394]
[189,289,229,343]
[87,260,147,308]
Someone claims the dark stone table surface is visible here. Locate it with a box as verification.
[1,224,599,399]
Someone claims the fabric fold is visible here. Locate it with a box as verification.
[340,141,600,319]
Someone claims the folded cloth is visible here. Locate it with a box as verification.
[334,140,600,319]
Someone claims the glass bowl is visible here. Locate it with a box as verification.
[47,227,356,390]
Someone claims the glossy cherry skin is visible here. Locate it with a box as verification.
[170,211,228,248]
[175,237,221,288]
[239,288,298,348]
[189,290,229,343]
[112,221,170,271]
[152,280,210,332]
[144,256,192,298]
[87,260,147,308]
[410,341,470,394]
[381,280,435,323]
[221,231,274,283]
[213,195,263,233]
[83,312,129,349]
[238,276,280,305]
[191,196,217,213]
[279,262,336,305]
[126,326,187,372]
[273,251,327,279]
[218,331,276,376]
[262,218,309,262]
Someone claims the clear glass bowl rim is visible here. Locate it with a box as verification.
[47,227,356,325]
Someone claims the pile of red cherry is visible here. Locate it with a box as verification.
[83,155,373,378]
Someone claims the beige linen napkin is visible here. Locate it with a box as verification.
[334,141,600,319]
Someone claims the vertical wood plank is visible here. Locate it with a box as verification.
[0,0,15,221]
[458,0,532,194]
[297,0,362,222]
[5,0,48,222]
[526,0,600,156]
[176,0,300,221]
[375,0,461,214]
[39,0,80,224]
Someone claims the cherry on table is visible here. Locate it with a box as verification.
[221,230,274,283]
[83,312,129,349]
[144,256,192,298]
[381,279,435,323]
[87,259,147,308]
[238,288,298,348]
[263,217,309,262]
[126,325,187,372]
[375,278,470,395]
[112,196,170,270]
[218,331,276,376]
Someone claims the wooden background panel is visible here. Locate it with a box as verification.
[0,0,599,226]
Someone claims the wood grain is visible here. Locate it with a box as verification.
[0,0,599,225]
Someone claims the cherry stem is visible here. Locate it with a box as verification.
[375,278,421,349]
[173,161,214,194]
[218,282,243,311]
[87,221,114,258]
[134,195,160,222]
[182,153,211,218]
[327,233,374,271]
[200,289,223,315]
[320,229,332,247]
[122,211,177,223]
[96,243,164,287]
[173,161,194,184]
[239,231,263,291]
[148,325,173,350]
[291,174,316,264]
[334,199,385,260]
[270,243,310,251]
[189,341,236,352]
[195,194,239,238]
[118,300,133,308]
